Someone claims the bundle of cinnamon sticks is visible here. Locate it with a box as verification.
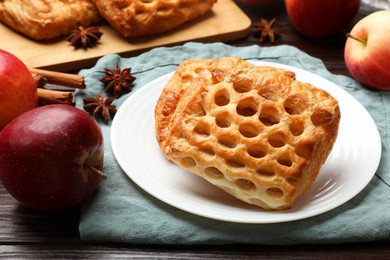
[30,68,86,106]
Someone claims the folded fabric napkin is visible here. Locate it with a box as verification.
[77,42,390,245]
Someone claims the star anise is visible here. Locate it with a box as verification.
[100,65,136,98]
[83,94,117,122]
[253,18,281,43]
[66,26,103,49]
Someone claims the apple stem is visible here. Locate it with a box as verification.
[346,33,366,45]
[87,164,108,180]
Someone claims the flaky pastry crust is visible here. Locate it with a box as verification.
[155,57,340,210]
[0,0,102,40]
[92,0,216,37]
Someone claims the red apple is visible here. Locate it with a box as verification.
[285,0,361,38]
[344,10,390,90]
[0,49,38,131]
[0,104,106,211]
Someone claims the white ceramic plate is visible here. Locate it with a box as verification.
[111,61,381,223]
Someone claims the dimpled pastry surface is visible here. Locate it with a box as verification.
[155,57,340,210]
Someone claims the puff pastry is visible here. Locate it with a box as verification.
[0,0,102,40]
[155,57,340,210]
[92,0,216,37]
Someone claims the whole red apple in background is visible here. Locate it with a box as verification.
[0,49,38,131]
[344,10,390,90]
[285,0,361,38]
[0,104,106,211]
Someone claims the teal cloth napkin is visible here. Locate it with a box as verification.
[77,42,390,245]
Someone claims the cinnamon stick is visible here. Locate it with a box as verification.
[30,68,85,89]
[37,88,74,106]
[31,71,47,88]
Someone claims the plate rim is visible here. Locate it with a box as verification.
[111,60,382,224]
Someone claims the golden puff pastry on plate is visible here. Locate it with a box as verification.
[155,57,340,210]
[92,0,217,37]
[0,0,102,40]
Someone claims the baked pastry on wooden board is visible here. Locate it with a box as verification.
[92,0,217,37]
[155,57,340,210]
[0,0,102,40]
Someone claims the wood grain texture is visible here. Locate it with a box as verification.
[0,0,251,72]
[0,0,389,258]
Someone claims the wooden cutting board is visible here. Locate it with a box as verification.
[0,0,251,72]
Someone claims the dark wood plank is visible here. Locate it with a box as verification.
[0,183,80,244]
[2,242,390,259]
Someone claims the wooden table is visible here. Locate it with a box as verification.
[1,1,389,258]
